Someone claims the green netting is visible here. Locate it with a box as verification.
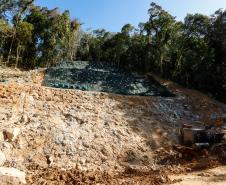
[43,61,174,97]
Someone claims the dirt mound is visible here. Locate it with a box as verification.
[0,83,176,172]
[0,68,226,184]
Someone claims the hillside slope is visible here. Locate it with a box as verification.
[0,68,225,184]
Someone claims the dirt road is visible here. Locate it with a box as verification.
[170,166,226,185]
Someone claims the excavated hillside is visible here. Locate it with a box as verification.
[0,67,226,184]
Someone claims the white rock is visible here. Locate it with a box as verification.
[2,142,12,149]
[0,151,6,166]
[46,155,54,166]
[0,132,4,143]
[0,167,26,184]
[12,128,20,141]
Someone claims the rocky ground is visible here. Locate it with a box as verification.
[0,67,225,184]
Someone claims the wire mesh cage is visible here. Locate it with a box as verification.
[43,61,174,97]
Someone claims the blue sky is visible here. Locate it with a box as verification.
[35,0,226,32]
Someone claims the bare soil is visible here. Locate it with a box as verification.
[0,67,225,184]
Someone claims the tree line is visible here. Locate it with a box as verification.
[0,0,80,69]
[0,1,225,101]
[77,3,226,101]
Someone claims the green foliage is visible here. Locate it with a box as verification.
[0,1,80,68]
[0,1,225,101]
[77,3,226,101]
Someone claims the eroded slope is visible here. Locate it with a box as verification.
[0,68,225,184]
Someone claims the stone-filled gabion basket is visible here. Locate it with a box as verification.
[43,61,174,97]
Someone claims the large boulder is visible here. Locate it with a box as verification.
[0,167,26,185]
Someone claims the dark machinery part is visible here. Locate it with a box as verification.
[179,123,226,150]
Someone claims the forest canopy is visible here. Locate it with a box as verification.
[0,1,225,100]
[0,0,80,68]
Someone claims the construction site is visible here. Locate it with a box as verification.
[0,62,225,185]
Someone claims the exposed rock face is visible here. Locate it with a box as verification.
[0,83,225,174]
[0,69,226,184]
[0,167,26,185]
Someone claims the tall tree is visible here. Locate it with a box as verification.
[146,2,176,74]
[208,9,226,96]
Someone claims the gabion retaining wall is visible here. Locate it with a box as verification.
[43,61,174,97]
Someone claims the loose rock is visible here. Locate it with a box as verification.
[3,128,20,142]
[0,167,26,185]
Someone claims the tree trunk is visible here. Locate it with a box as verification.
[160,53,164,75]
[186,73,189,87]
[6,32,15,65]
[15,44,20,68]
